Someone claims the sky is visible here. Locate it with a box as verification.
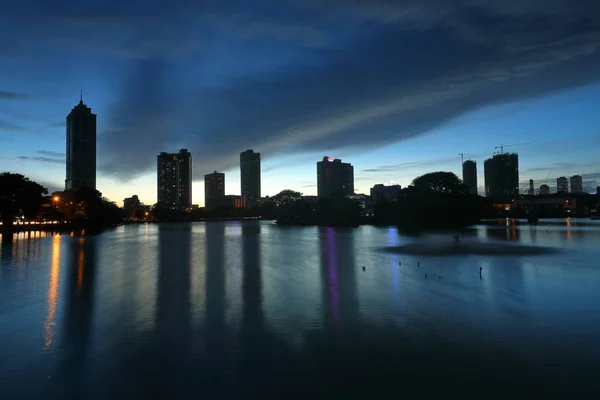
[2,0,600,206]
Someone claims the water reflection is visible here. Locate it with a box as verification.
[57,235,98,397]
[319,228,358,327]
[154,223,192,394]
[241,221,264,336]
[44,234,61,350]
[204,222,227,383]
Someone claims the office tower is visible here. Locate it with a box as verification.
[483,153,519,198]
[317,156,354,199]
[570,175,583,193]
[240,149,261,208]
[557,177,569,193]
[462,160,478,195]
[539,184,550,195]
[157,149,192,209]
[65,95,96,190]
[204,171,225,210]
[528,179,535,195]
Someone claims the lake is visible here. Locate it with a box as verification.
[1,220,600,398]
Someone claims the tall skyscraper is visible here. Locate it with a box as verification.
[557,177,569,193]
[205,171,225,210]
[462,160,478,195]
[483,153,519,198]
[570,175,583,193]
[157,149,192,209]
[317,156,354,199]
[240,149,261,208]
[65,95,96,190]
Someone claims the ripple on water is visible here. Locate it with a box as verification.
[379,240,561,256]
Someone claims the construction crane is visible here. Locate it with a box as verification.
[494,143,530,154]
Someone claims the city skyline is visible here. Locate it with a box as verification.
[3,1,600,205]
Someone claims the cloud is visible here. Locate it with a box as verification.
[0,90,28,100]
[0,120,27,132]
[96,0,600,180]
[4,1,600,180]
[17,156,64,164]
[37,150,65,157]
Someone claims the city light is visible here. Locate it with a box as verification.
[53,196,59,202]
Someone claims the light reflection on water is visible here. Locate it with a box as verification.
[0,220,600,397]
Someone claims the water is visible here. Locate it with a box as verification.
[1,220,600,398]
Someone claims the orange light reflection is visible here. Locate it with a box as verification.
[44,234,61,350]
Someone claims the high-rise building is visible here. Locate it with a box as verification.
[240,149,261,208]
[483,153,519,199]
[570,175,583,193]
[462,160,478,195]
[539,184,550,195]
[557,177,569,193]
[205,171,225,210]
[65,95,96,190]
[317,156,354,199]
[157,149,192,209]
[528,179,535,195]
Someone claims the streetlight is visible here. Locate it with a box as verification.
[53,196,59,202]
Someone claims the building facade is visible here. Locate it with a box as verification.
[483,153,519,198]
[462,160,478,195]
[123,195,141,218]
[240,149,261,208]
[157,149,192,209]
[556,176,569,193]
[570,175,583,193]
[317,157,354,199]
[370,184,401,202]
[204,171,225,210]
[65,97,96,190]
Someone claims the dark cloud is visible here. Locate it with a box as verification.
[4,1,600,180]
[17,155,64,164]
[95,0,600,180]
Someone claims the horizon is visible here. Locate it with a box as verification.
[2,1,600,206]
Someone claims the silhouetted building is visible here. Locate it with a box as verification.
[222,195,243,208]
[570,175,583,193]
[539,184,550,195]
[484,153,519,199]
[123,195,141,218]
[462,160,478,195]
[65,95,96,190]
[205,171,225,210]
[370,184,401,202]
[240,149,261,208]
[557,176,569,193]
[157,149,192,210]
[317,156,354,199]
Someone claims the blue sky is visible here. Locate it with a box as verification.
[2,0,600,206]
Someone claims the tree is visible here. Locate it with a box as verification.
[0,173,48,238]
[272,190,303,207]
[396,171,484,231]
[411,171,468,195]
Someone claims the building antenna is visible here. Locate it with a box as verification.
[80,90,83,103]
[459,153,464,166]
